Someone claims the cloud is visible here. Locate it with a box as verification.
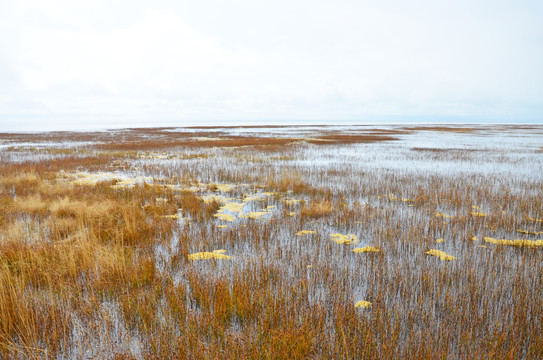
[1,0,542,130]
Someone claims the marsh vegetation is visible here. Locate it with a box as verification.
[1,124,542,359]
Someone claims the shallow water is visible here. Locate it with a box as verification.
[2,124,543,358]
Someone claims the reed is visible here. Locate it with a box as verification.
[0,125,542,358]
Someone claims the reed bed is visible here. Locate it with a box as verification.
[0,125,542,359]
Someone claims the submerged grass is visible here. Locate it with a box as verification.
[1,125,543,359]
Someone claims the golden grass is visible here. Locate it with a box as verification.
[2,125,543,358]
[12,194,48,214]
[300,200,332,218]
[95,135,296,151]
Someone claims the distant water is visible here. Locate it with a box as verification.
[2,116,541,133]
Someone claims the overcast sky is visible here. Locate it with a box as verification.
[1,0,542,130]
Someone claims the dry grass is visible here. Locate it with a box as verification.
[1,125,543,358]
[95,136,297,151]
[300,200,333,218]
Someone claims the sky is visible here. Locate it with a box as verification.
[1,0,542,131]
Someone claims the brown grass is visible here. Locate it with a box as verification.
[0,125,542,358]
[95,136,296,151]
[300,200,333,218]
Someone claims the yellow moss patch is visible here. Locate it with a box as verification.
[215,184,234,192]
[435,238,445,243]
[241,211,268,219]
[288,212,296,216]
[214,213,236,221]
[296,230,316,236]
[470,236,477,241]
[188,249,233,260]
[483,237,543,247]
[426,249,455,261]
[161,214,180,219]
[202,194,229,204]
[355,300,372,308]
[217,225,227,228]
[435,213,454,218]
[351,246,380,253]
[219,202,245,213]
[283,199,302,205]
[243,194,263,202]
[330,233,359,245]
[471,212,487,217]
